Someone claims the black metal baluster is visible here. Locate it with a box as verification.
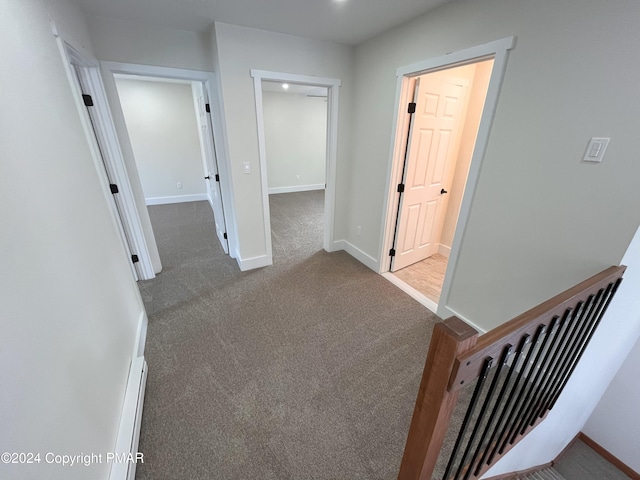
[468,344,518,478]
[476,334,530,472]
[443,357,493,480]
[458,352,510,480]
[521,308,574,428]
[491,325,546,460]
[549,279,621,409]
[530,298,592,422]
[509,316,560,443]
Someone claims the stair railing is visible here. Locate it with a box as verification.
[398,265,626,480]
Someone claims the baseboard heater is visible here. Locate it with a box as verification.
[109,356,148,480]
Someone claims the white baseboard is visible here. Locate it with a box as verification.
[438,244,451,258]
[236,254,272,271]
[145,194,208,205]
[268,184,325,194]
[334,240,380,272]
[109,356,147,480]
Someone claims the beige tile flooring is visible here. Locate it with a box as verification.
[392,253,448,304]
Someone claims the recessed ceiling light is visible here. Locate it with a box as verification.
[282,83,289,90]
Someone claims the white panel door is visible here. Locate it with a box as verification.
[196,88,229,254]
[392,70,469,271]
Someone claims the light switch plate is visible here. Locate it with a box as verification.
[243,162,251,174]
[583,137,610,163]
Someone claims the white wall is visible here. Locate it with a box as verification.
[582,335,640,473]
[213,22,354,263]
[349,0,640,330]
[0,0,143,478]
[85,14,214,71]
[116,78,207,203]
[263,91,327,193]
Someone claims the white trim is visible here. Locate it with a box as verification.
[100,62,239,259]
[335,240,380,272]
[438,244,451,258]
[133,311,147,358]
[378,37,516,323]
[236,254,272,272]
[145,194,208,205]
[268,184,325,195]
[109,356,147,480]
[382,273,439,314]
[250,69,341,264]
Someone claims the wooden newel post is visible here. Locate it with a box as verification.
[398,317,479,480]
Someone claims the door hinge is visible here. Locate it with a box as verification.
[408,102,416,114]
[109,184,119,194]
[205,103,211,113]
[223,232,228,240]
[131,254,139,263]
[215,174,220,182]
[389,248,396,257]
[82,94,94,107]
[397,183,405,193]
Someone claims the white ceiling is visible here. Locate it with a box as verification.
[74,0,451,46]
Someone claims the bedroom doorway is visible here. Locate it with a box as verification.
[380,37,516,317]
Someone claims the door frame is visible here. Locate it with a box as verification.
[54,36,156,280]
[380,37,516,321]
[251,69,341,264]
[101,61,238,259]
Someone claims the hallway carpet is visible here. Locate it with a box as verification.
[136,192,438,479]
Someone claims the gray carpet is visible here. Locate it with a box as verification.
[136,191,439,479]
[553,439,631,480]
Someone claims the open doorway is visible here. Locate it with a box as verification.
[380,37,516,318]
[113,74,229,257]
[260,80,328,260]
[391,60,493,305]
[251,69,341,267]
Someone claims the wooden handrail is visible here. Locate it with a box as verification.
[397,265,626,480]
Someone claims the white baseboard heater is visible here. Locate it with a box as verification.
[110,356,148,480]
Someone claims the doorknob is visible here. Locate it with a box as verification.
[204,176,210,180]
[441,188,448,194]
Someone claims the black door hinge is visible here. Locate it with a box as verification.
[215,174,220,182]
[82,94,94,107]
[408,102,416,114]
[223,232,228,239]
[205,103,211,113]
[131,255,139,263]
[397,183,405,193]
[389,248,396,257]
[109,184,119,194]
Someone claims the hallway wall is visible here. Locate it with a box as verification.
[1,0,144,477]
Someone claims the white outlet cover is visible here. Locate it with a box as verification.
[583,137,610,163]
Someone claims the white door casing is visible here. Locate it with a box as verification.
[392,69,470,271]
[56,39,157,281]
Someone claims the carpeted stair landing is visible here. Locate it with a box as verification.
[517,468,567,480]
